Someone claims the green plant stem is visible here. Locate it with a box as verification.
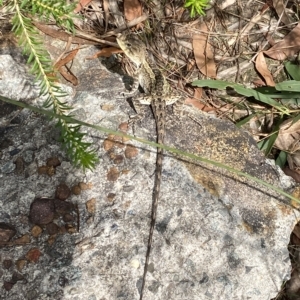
[1,94,299,205]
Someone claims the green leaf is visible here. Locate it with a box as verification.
[275,80,300,92]
[254,86,300,99]
[257,117,283,156]
[192,79,289,114]
[284,62,300,81]
[276,151,287,168]
[291,113,300,124]
[257,132,278,156]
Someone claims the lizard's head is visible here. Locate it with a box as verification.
[116,33,147,67]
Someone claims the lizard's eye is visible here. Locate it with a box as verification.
[126,42,131,47]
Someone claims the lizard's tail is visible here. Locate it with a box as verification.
[139,99,165,300]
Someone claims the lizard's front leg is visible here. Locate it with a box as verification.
[121,74,140,98]
[129,94,152,124]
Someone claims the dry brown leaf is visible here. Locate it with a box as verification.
[192,23,216,78]
[252,78,267,87]
[193,87,203,99]
[283,167,300,183]
[54,48,79,85]
[255,52,275,86]
[264,23,300,60]
[103,0,109,33]
[54,48,79,69]
[59,66,78,85]
[86,47,123,60]
[74,0,93,13]
[124,0,142,22]
[272,0,291,25]
[292,223,300,241]
[275,119,300,152]
[274,119,300,170]
[34,22,97,45]
[185,88,215,112]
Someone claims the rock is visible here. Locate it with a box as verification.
[25,248,42,263]
[86,198,96,214]
[55,183,71,200]
[31,225,43,238]
[71,184,81,195]
[14,156,24,175]
[2,259,12,270]
[106,167,120,181]
[46,157,61,168]
[11,271,25,283]
[78,182,91,190]
[15,259,27,272]
[0,161,16,174]
[0,223,16,242]
[46,222,59,235]
[29,198,55,225]
[23,150,33,163]
[62,213,74,223]
[3,281,14,291]
[0,43,297,300]
[124,144,138,159]
[13,234,30,245]
[53,199,74,216]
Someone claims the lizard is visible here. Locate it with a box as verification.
[116,32,184,299]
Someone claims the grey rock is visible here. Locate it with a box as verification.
[23,150,34,163]
[0,44,298,300]
[0,161,16,173]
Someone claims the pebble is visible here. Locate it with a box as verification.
[0,161,16,174]
[23,150,33,163]
[3,281,14,291]
[0,223,16,242]
[124,144,138,159]
[46,157,61,167]
[71,184,81,195]
[9,148,21,156]
[16,259,26,272]
[2,259,12,269]
[15,156,24,175]
[55,183,71,200]
[46,223,59,235]
[86,198,96,214]
[31,225,43,238]
[107,167,119,181]
[25,248,42,263]
[29,198,55,225]
[53,199,74,215]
